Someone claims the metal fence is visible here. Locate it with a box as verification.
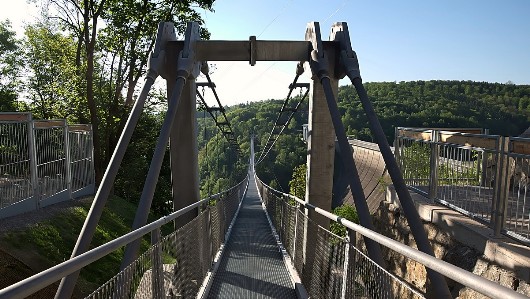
[256,176,424,299]
[256,175,528,299]
[0,176,248,298]
[0,113,95,219]
[86,177,248,299]
[395,127,530,244]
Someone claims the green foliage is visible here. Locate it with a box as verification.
[400,142,481,185]
[113,112,174,215]
[0,20,22,111]
[24,23,81,120]
[330,204,359,238]
[245,98,308,191]
[339,80,530,141]
[400,143,431,180]
[197,98,308,198]
[289,163,307,199]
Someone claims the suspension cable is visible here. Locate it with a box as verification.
[196,74,241,158]
[256,63,309,165]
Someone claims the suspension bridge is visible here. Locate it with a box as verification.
[0,21,529,299]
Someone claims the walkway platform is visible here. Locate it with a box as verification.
[207,175,297,299]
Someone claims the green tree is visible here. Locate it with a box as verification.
[289,163,306,199]
[24,23,80,120]
[40,0,215,182]
[0,20,22,111]
[330,204,358,238]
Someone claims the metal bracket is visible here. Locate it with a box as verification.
[249,36,257,66]
[147,22,177,80]
[305,22,329,81]
[177,22,202,80]
[197,82,216,88]
[289,82,310,89]
[330,22,361,80]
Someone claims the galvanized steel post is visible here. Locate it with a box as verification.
[27,115,39,210]
[493,136,510,236]
[428,130,440,199]
[150,227,165,298]
[64,125,73,200]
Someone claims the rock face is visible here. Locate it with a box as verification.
[362,200,530,298]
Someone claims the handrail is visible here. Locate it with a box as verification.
[0,175,248,299]
[255,175,528,299]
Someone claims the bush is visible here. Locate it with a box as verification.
[330,204,358,238]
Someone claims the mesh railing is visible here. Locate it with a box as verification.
[257,177,424,299]
[0,113,95,217]
[395,128,530,244]
[68,125,95,197]
[0,117,33,208]
[34,120,69,204]
[505,137,530,241]
[86,177,247,299]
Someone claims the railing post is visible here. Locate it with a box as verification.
[429,130,440,199]
[340,231,352,299]
[64,125,73,200]
[27,117,39,210]
[394,127,401,166]
[492,136,510,237]
[480,129,491,188]
[292,202,299,262]
[151,227,165,298]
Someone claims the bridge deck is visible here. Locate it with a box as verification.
[207,175,297,299]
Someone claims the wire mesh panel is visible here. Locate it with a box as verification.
[0,115,33,209]
[396,128,530,243]
[86,213,213,298]
[87,242,160,299]
[1,113,95,218]
[34,120,69,206]
[505,138,530,242]
[257,177,426,299]
[68,125,95,196]
[395,134,432,190]
[344,244,424,299]
[86,177,248,299]
[301,215,347,299]
[435,142,497,223]
[278,195,297,259]
[210,201,223,260]
[165,211,211,297]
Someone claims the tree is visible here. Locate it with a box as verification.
[42,0,215,182]
[330,204,358,237]
[289,163,306,199]
[24,23,81,120]
[0,20,22,111]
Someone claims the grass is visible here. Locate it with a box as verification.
[1,195,162,297]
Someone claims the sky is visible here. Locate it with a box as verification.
[1,0,530,106]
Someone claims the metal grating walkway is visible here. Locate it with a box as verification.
[207,175,297,299]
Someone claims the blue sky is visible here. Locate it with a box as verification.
[200,0,530,103]
[2,0,530,104]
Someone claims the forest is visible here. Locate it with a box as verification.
[2,6,530,214]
